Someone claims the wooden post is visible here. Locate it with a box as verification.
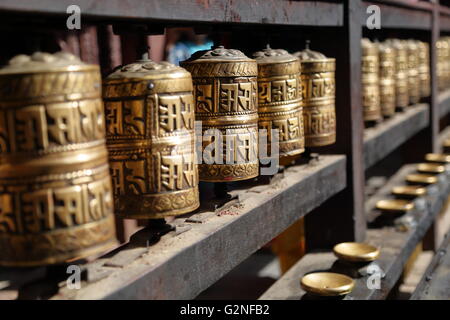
[306,0,366,248]
[423,1,441,251]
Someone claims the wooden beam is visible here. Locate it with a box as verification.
[364,104,430,170]
[411,231,450,300]
[0,0,344,27]
[0,155,345,300]
[261,164,450,300]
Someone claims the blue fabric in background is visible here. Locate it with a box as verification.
[167,40,214,66]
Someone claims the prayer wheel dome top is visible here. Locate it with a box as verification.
[385,38,407,50]
[184,45,253,62]
[106,59,189,80]
[293,48,328,61]
[0,51,95,74]
[378,42,394,55]
[361,38,378,55]
[181,46,257,78]
[252,46,298,64]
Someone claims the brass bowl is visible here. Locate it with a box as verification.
[376,199,414,213]
[333,242,380,262]
[417,163,445,174]
[300,272,354,296]
[425,153,450,164]
[392,185,427,198]
[406,173,438,185]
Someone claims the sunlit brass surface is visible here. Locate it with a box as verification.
[252,47,304,159]
[378,42,396,117]
[425,153,450,164]
[0,52,117,266]
[386,39,409,109]
[181,46,259,182]
[417,41,431,98]
[333,242,380,262]
[103,60,199,219]
[300,272,354,296]
[406,40,421,105]
[392,185,427,198]
[294,47,336,146]
[417,163,445,174]
[376,199,415,213]
[362,38,381,121]
[406,174,438,185]
[437,38,450,92]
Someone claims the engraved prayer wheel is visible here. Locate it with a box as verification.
[293,47,336,147]
[378,42,396,117]
[386,39,409,110]
[181,46,259,182]
[436,39,447,91]
[0,52,116,266]
[406,40,421,105]
[361,38,381,122]
[252,47,304,159]
[417,41,431,98]
[103,60,199,219]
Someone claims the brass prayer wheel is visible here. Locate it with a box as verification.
[103,59,199,219]
[0,52,116,266]
[361,38,381,122]
[378,42,396,117]
[417,41,431,98]
[436,38,449,91]
[252,47,304,159]
[437,38,450,91]
[294,47,336,147]
[386,39,409,110]
[181,46,259,182]
[406,40,421,105]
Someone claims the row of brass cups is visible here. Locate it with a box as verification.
[376,153,450,216]
[437,37,450,92]
[362,38,431,122]
[0,47,336,266]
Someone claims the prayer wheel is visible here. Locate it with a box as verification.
[252,46,304,160]
[386,39,409,110]
[378,42,396,117]
[103,59,200,219]
[294,46,336,146]
[417,41,431,98]
[181,46,259,182]
[0,52,116,266]
[361,38,381,122]
[406,40,421,105]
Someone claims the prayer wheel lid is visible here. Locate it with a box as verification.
[406,39,419,49]
[378,42,394,54]
[293,47,328,61]
[0,51,95,75]
[105,59,189,80]
[252,45,298,64]
[385,38,406,50]
[182,45,253,63]
[361,38,378,54]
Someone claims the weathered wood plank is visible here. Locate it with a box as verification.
[363,104,429,170]
[411,232,450,300]
[260,164,450,300]
[363,1,432,30]
[0,0,344,27]
[19,155,344,300]
[439,90,450,118]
